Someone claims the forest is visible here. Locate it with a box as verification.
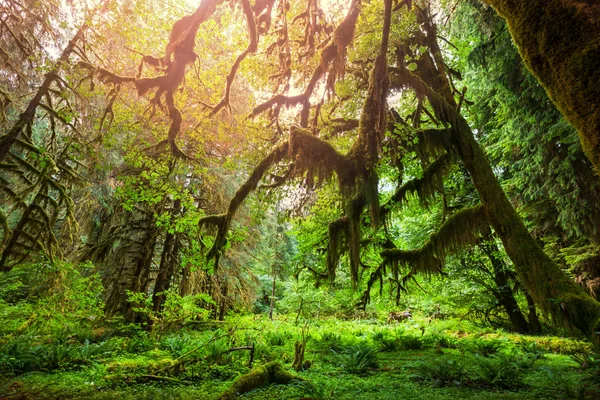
[1,0,600,398]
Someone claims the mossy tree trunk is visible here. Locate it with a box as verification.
[399,6,600,347]
[525,290,542,333]
[479,231,530,334]
[151,200,182,314]
[483,0,600,175]
[453,114,600,346]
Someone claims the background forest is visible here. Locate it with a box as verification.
[1,0,600,399]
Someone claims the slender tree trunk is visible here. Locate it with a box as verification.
[525,290,542,334]
[151,200,181,314]
[483,0,600,175]
[151,232,176,313]
[480,237,530,333]
[218,281,227,321]
[269,269,276,320]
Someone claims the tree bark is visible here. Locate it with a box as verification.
[453,114,600,347]
[151,200,181,314]
[269,271,276,320]
[483,0,600,175]
[479,232,530,333]
[403,12,600,346]
[525,289,542,334]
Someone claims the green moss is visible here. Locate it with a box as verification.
[486,0,600,174]
[220,362,303,399]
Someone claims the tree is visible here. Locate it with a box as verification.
[195,1,600,346]
[3,0,599,347]
[450,0,600,299]
[483,0,600,175]
[0,1,112,270]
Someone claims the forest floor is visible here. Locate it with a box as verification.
[1,314,599,400]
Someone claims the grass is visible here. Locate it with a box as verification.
[0,314,599,399]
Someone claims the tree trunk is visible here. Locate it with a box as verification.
[483,0,600,175]
[269,270,276,320]
[525,290,542,334]
[151,232,176,313]
[218,281,227,321]
[151,200,181,314]
[479,233,530,333]
[453,114,600,347]
[403,14,600,346]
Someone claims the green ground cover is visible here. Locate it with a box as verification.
[1,313,598,399]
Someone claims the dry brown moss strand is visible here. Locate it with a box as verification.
[484,0,600,175]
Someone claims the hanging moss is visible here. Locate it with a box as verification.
[251,0,362,119]
[414,128,455,162]
[382,153,453,223]
[345,196,365,287]
[220,362,304,399]
[200,142,289,262]
[326,217,349,282]
[381,204,487,274]
[202,0,394,291]
[289,126,352,187]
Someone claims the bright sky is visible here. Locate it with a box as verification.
[183,0,350,17]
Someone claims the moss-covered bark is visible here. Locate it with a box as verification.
[220,362,303,399]
[483,0,600,175]
[453,114,600,347]
[396,6,600,347]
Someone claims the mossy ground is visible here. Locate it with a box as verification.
[1,314,598,399]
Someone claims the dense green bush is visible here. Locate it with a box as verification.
[472,352,538,388]
[332,342,379,374]
[409,358,468,387]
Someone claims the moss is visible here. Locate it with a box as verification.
[382,153,453,222]
[486,0,600,174]
[326,217,349,282]
[381,204,487,273]
[220,362,303,399]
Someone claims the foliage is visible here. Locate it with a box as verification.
[409,358,469,387]
[471,351,538,389]
[332,342,380,374]
[2,0,600,398]
[126,288,213,333]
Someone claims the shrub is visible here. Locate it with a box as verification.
[409,358,468,387]
[460,337,505,356]
[398,334,423,350]
[123,335,153,353]
[76,340,116,362]
[265,331,290,346]
[0,336,43,374]
[204,340,230,365]
[254,342,276,362]
[378,337,401,352]
[472,352,537,388]
[319,331,342,351]
[333,342,379,374]
[160,334,193,357]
